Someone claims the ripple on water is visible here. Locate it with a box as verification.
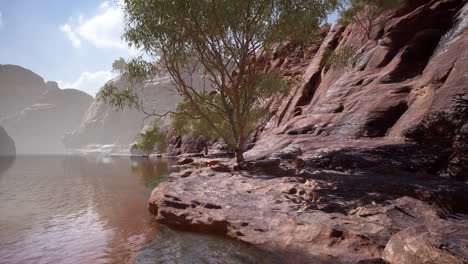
[0,155,283,264]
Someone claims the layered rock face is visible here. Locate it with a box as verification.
[0,65,93,154]
[0,126,15,156]
[247,0,468,180]
[150,0,468,263]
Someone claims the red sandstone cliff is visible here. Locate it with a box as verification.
[246,0,467,180]
[150,1,468,263]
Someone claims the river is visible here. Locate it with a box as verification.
[0,155,280,264]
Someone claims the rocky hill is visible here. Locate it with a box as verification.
[149,0,468,263]
[0,65,50,118]
[0,65,93,154]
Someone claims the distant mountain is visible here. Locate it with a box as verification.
[0,65,93,154]
[0,65,51,118]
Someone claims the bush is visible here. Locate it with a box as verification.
[322,46,358,71]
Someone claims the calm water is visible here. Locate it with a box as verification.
[0,155,281,264]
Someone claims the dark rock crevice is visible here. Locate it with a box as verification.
[362,101,409,138]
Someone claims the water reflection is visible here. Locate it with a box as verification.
[130,157,171,191]
[0,155,284,264]
[0,155,171,264]
[0,155,15,176]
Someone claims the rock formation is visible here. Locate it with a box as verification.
[248,0,468,181]
[0,65,93,154]
[0,65,49,118]
[65,71,210,152]
[149,0,468,263]
[0,126,15,156]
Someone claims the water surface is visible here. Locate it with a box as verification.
[0,155,282,264]
[0,155,169,264]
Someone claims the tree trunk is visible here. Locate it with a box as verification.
[235,148,244,164]
[204,144,208,156]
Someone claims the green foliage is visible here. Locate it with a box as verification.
[171,72,288,147]
[122,56,159,84]
[322,46,358,71]
[122,0,339,56]
[131,120,168,156]
[112,57,127,74]
[101,0,339,163]
[338,0,404,39]
[96,83,140,110]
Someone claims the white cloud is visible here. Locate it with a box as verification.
[77,4,125,49]
[58,71,115,97]
[60,1,133,51]
[60,24,81,48]
[0,11,4,28]
[100,1,110,9]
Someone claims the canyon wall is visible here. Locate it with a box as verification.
[65,71,210,153]
[0,65,93,154]
[149,1,468,263]
[245,0,468,180]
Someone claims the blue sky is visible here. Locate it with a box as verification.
[0,0,135,96]
[0,1,338,97]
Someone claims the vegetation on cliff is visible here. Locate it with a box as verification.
[97,0,339,163]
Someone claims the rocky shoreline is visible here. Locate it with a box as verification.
[148,152,467,264]
[147,0,468,263]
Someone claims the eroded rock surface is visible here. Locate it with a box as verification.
[150,165,467,263]
[150,0,468,263]
[382,219,468,264]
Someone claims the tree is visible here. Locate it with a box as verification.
[322,46,358,71]
[112,57,127,73]
[131,121,168,157]
[99,0,339,163]
[338,0,404,39]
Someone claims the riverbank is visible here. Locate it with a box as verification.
[148,138,468,263]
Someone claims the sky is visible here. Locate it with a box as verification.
[0,0,136,97]
[0,1,339,97]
